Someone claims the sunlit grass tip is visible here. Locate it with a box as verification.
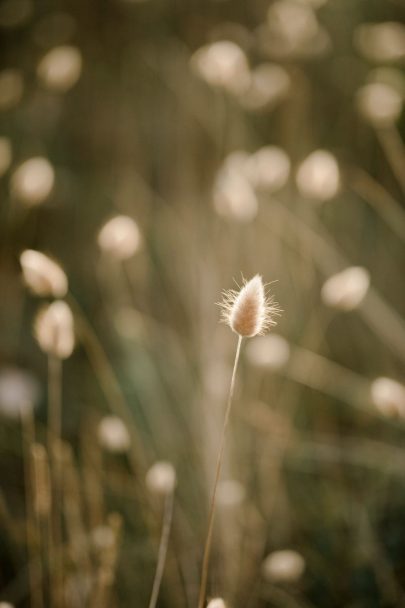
[218,274,281,337]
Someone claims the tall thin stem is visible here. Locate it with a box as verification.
[22,408,43,608]
[47,354,63,608]
[198,334,243,608]
[148,490,175,608]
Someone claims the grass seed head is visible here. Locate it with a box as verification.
[20,249,68,298]
[262,549,305,583]
[145,461,176,496]
[98,215,142,260]
[207,599,226,608]
[34,300,74,359]
[371,377,405,418]
[321,266,370,311]
[219,275,281,337]
[97,416,131,453]
[0,367,40,420]
[11,157,54,206]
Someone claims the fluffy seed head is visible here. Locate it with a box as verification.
[321,266,370,311]
[262,549,305,583]
[356,82,402,127]
[217,479,245,508]
[34,300,75,359]
[11,157,54,206]
[191,40,250,96]
[0,366,41,420]
[37,45,82,92]
[354,22,405,63]
[97,416,131,453]
[91,525,116,551]
[145,461,176,496]
[219,275,281,337]
[20,250,68,297]
[370,377,405,418]
[98,215,142,260]
[296,150,340,201]
[207,599,226,608]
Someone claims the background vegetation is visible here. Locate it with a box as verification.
[1,0,405,606]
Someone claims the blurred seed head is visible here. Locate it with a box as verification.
[191,40,250,96]
[20,250,68,297]
[98,215,142,260]
[219,275,280,338]
[0,366,40,420]
[296,150,340,201]
[97,416,131,453]
[222,150,250,173]
[91,525,116,551]
[37,45,82,92]
[11,157,55,206]
[370,377,405,418]
[321,266,370,311]
[145,461,176,496]
[354,22,405,63]
[245,334,290,369]
[268,1,318,46]
[35,300,75,359]
[213,168,258,223]
[356,82,402,128]
[0,68,23,111]
[262,549,305,583]
[207,599,226,608]
[0,137,12,177]
[262,0,330,59]
[245,146,290,193]
[217,479,245,508]
[240,63,290,111]
[0,603,15,608]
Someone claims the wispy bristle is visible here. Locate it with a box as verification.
[218,275,281,337]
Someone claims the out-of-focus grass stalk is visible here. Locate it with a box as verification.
[376,126,405,195]
[47,354,64,608]
[31,443,51,608]
[358,508,405,606]
[286,346,370,413]
[22,408,43,608]
[67,293,147,479]
[61,443,92,587]
[148,489,175,608]
[81,415,104,530]
[265,200,405,362]
[90,513,122,608]
[198,335,242,608]
[348,168,405,243]
[0,490,20,549]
